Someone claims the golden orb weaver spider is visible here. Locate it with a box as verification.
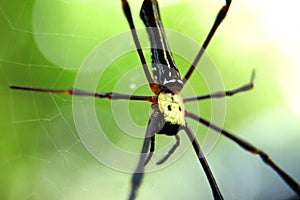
[10,0,300,199]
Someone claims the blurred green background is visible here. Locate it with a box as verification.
[1,0,300,199]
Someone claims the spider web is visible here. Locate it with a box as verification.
[1,0,300,200]
[1,1,132,199]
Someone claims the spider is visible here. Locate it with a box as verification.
[10,0,300,199]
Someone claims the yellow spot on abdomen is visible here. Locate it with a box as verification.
[158,92,185,126]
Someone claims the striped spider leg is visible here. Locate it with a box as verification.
[9,86,156,102]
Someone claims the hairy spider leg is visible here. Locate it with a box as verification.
[185,111,300,196]
[182,0,232,86]
[183,70,255,102]
[184,124,223,200]
[129,110,161,200]
[10,86,156,102]
[121,0,158,93]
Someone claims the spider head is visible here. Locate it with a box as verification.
[157,92,185,126]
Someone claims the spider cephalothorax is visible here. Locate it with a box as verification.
[148,90,185,136]
[157,91,185,126]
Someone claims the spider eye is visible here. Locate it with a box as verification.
[167,105,172,111]
[179,106,181,111]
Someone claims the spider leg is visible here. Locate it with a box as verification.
[183,70,255,102]
[121,0,154,88]
[184,123,223,200]
[10,86,156,102]
[186,111,300,196]
[182,0,232,86]
[156,134,180,165]
[128,111,159,200]
[144,135,155,166]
